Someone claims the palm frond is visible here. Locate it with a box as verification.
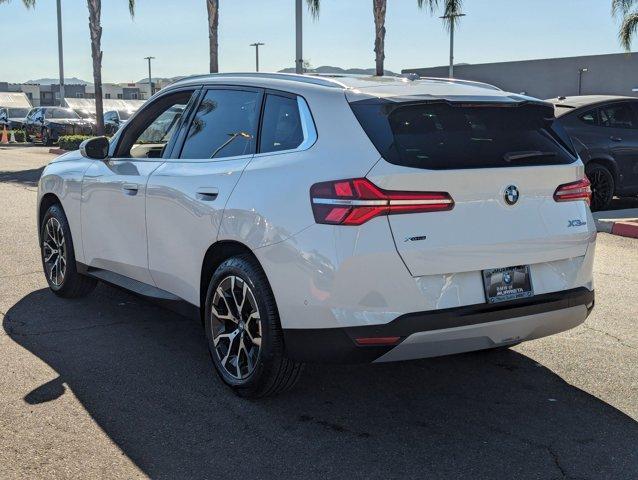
[620,11,638,50]
[0,0,37,8]
[417,0,464,31]
[612,0,637,17]
[306,0,320,19]
[416,0,439,14]
[128,0,135,18]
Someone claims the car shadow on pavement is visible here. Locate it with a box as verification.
[4,285,638,480]
[0,167,45,188]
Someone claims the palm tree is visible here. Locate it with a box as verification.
[88,0,136,135]
[613,0,638,50]
[206,0,219,73]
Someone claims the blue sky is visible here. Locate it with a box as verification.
[1,0,631,83]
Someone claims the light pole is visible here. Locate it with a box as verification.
[578,68,588,95]
[144,56,155,98]
[56,0,65,107]
[250,42,265,72]
[295,0,303,73]
[440,13,466,78]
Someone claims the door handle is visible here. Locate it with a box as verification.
[196,187,219,201]
[122,183,139,195]
[610,136,623,142]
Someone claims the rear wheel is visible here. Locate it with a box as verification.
[204,255,302,398]
[586,163,614,211]
[40,204,97,298]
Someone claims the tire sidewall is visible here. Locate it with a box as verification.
[40,204,77,293]
[204,257,279,392]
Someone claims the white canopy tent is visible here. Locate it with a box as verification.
[64,98,145,113]
[0,92,32,109]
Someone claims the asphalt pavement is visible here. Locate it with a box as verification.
[0,146,637,479]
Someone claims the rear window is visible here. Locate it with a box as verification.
[350,101,577,170]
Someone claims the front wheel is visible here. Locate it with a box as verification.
[586,163,614,211]
[204,255,302,398]
[40,204,97,298]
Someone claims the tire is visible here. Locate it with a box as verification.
[586,163,614,211]
[40,204,97,298]
[204,255,302,398]
[42,128,53,146]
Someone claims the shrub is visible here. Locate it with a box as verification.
[57,135,92,151]
[13,130,26,143]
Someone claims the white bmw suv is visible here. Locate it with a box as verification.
[38,73,596,397]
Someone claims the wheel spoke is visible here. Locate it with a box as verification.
[213,287,238,323]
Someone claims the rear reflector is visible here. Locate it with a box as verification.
[310,178,454,226]
[554,177,592,205]
[353,336,401,346]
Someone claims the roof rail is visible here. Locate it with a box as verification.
[417,76,502,91]
[171,72,346,89]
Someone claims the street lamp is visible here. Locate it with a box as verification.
[578,68,588,95]
[250,42,265,72]
[56,0,65,107]
[440,12,466,78]
[144,56,155,98]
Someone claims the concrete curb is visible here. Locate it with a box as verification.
[610,220,638,239]
[593,208,638,238]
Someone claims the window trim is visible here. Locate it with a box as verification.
[253,94,317,158]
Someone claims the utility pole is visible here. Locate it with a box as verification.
[295,0,303,73]
[440,13,466,78]
[144,56,155,98]
[578,68,588,95]
[250,42,265,72]
[56,0,65,107]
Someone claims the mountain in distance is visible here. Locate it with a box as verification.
[278,65,397,76]
[25,77,91,85]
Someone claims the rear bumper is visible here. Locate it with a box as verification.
[283,287,594,363]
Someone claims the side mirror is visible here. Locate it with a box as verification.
[80,136,110,159]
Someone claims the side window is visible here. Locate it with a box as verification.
[599,103,637,129]
[115,89,195,159]
[259,94,304,153]
[578,109,597,126]
[104,112,115,122]
[179,89,260,159]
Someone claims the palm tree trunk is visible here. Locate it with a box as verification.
[87,0,104,135]
[207,0,219,73]
[373,0,386,76]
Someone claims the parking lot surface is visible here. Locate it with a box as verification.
[1,146,637,479]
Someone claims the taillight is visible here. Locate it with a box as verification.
[310,178,454,226]
[554,177,592,205]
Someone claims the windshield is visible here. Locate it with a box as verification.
[350,100,577,170]
[75,110,95,119]
[49,108,80,120]
[7,108,30,118]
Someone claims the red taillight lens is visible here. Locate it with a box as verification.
[310,178,454,226]
[554,177,592,205]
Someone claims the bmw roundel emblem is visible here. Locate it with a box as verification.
[504,185,520,206]
[503,272,513,284]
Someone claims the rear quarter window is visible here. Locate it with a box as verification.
[350,100,577,170]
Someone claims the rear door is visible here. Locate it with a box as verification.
[352,99,593,278]
[145,86,262,305]
[599,101,638,190]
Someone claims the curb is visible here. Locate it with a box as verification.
[611,220,638,239]
[48,148,68,155]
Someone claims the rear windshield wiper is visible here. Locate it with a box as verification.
[503,151,557,162]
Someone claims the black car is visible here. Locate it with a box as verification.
[0,106,31,130]
[24,107,95,145]
[550,95,638,210]
[103,109,134,136]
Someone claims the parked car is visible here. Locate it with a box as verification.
[104,109,135,136]
[549,95,638,210]
[0,106,30,130]
[37,74,595,397]
[24,107,95,145]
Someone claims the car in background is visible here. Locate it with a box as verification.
[24,107,95,145]
[0,106,31,130]
[104,109,135,136]
[549,95,638,210]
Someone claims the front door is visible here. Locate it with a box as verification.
[81,89,198,284]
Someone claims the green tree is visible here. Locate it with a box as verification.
[613,0,638,50]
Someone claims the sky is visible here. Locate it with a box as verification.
[0,0,632,84]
